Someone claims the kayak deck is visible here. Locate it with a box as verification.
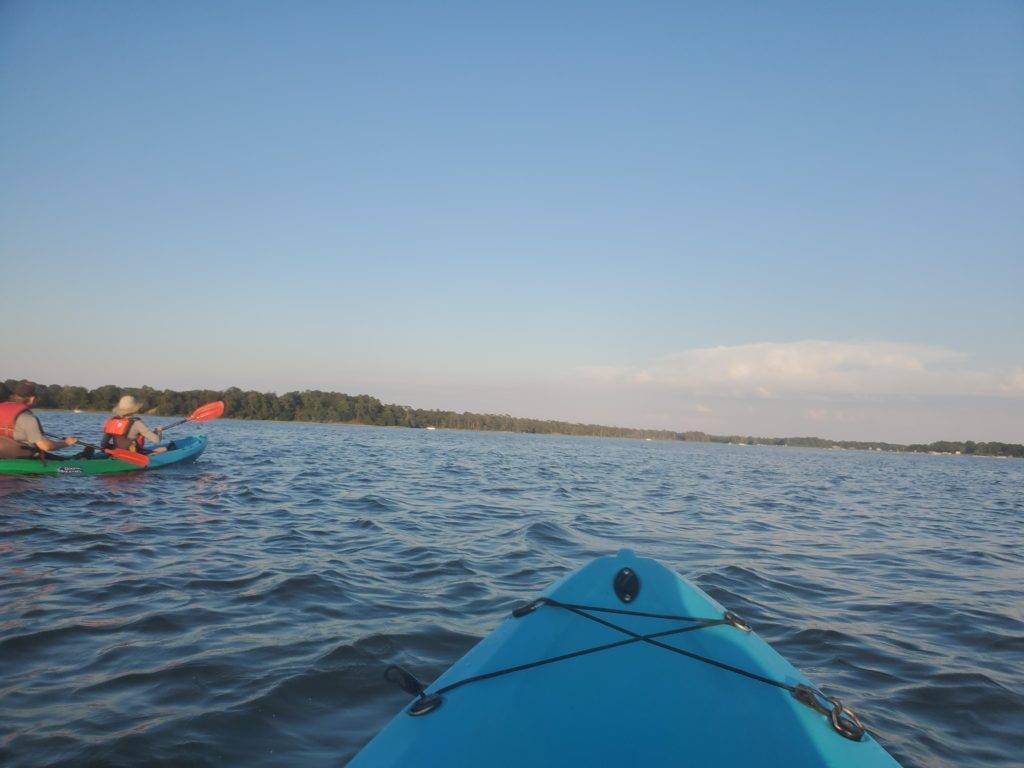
[351,549,901,767]
[0,435,208,475]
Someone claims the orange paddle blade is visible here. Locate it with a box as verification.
[189,401,225,422]
[105,448,150,467]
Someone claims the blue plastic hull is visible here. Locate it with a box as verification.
[350,550,901,767]
[147,435,207,468]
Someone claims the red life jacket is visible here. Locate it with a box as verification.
[0,402,35,459]
[102,416,145,452]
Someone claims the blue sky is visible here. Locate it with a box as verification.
[2,1,1022,441]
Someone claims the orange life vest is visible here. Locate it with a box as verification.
[0,402,35,459]
[0,402,29,439]
[102,416,145,452]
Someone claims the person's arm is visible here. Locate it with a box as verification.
[132,420,161,445]
[19,414,76,452]
[36,436,76,452]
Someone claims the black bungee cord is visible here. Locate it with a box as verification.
[385,568,866,742]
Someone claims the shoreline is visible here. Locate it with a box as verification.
[39,406,1022,459]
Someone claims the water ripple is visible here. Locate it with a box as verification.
[0,417,1021,767]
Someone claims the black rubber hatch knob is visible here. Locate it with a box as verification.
[613,567,640,603]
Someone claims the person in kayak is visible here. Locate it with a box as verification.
[101,395,170,455]
[0,381,78,459]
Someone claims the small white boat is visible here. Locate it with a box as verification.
[425,426,437,431]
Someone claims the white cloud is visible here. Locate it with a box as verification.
[1004,366,1024,395]
[586,340,1024,399]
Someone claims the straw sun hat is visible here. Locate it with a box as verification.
[112,395,144,417]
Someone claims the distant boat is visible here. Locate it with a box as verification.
[425,426,437,431]
[73,409,82,414]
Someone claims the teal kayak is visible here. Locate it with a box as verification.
[350,549,901,767]
[0,435,208,475]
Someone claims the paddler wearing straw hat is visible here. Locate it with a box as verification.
[101,395,168,455]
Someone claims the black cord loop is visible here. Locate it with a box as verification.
[830,698,866,741]
[791,684,865,741]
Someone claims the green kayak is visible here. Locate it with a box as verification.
[0,435,207,476]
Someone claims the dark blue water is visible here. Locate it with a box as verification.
[1,414,1021,767]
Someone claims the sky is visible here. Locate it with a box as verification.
[1,1,1022,442]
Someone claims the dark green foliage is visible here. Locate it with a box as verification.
[702,432,1023,457]
[9,379,678,440]
[6,379,1021,457]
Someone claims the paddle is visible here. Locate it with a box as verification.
[43,434,150,467]
[36,401,224,468]
[156,400,225,434]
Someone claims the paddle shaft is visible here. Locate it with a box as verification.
[157,416,190,433]
[44,433,102,451]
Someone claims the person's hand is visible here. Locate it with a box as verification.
[63,436,78,446]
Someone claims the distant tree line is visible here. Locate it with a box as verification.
[5,379,1021,458]
[682,432,1023,458]
[3,380,679,439]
